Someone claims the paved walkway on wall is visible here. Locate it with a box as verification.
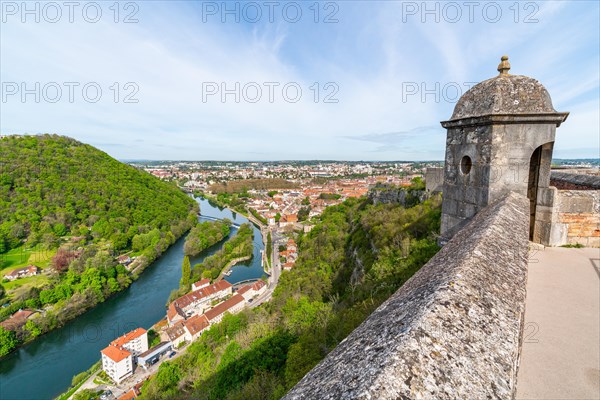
[517,246,600,400]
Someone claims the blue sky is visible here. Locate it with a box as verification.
[1,1,598,160]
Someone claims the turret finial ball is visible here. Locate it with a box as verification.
[497,56,511,75]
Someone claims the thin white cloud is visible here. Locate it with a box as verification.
[1,1,597,160]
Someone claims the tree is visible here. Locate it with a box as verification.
[111,233,128,250]
[0,326,18,356]
[51,248,79,272]
[275,213,281,223]
[42,232,59,249]
[154,361,181,392]
[298,206,311,222]
[53,223,67,237]
[180,256,191,291]
[409,176,425,191]
[0,232,6,254]
[301,196,310,205]
[73,389,99,400]
[25,320,42,338]
[266,232,272,264]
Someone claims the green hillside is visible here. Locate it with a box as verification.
[0,134,198,355]
[0,134,197,253]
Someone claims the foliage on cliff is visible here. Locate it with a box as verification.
[139,189,441,400]
[184,220,232,256]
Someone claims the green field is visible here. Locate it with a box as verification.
[1,246,54,295]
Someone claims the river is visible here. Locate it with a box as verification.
[0,197,265,400]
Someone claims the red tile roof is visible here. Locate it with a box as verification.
[192,278,211,289]
[0,310,35,330]
[111,328,147,347]
[101,344,131,363]
[204,294,245,322]
[251,280,266,291]
[236,285,252,296]
[166,321,185,341]
[102,328,146,362]
[167,303,177,320]
[172,280,232,310]
[184,314,209,336]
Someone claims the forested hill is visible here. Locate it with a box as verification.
[0,134,198,355]
[0,134,197,252]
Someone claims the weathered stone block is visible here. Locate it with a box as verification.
[559,193,594,213]
[548,222,568,246]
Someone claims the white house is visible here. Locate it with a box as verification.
[101,346,133,384]
[118,328,149,357]
[4,265,39,281]
[100,328,148,384]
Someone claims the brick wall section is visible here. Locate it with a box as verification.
[283,192,529,400]
[556,189,600,247]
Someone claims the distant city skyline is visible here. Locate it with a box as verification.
[1,1,598,160]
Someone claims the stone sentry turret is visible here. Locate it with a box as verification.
[440,56,569,244]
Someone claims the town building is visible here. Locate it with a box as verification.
[4,265,39,281]
[279,214,298,228]
[137,342,172,370]
[117,255,132,266]
[191,278,211,291]
[101,328,148,384]
[0,309,35,331]
[280,239,298,270]
[204,294,245,324]
[167,280,233,325]
[165,321,186,348]
[183,314,210,342]
[236,280,267,301]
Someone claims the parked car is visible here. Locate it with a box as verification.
[100,390,114,400]
[169,351,176,358]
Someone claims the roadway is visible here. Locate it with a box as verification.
[250,226,282,308]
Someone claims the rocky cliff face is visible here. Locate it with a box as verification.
[368,185,429,206]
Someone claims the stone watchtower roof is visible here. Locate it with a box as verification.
[450,56,557,120]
